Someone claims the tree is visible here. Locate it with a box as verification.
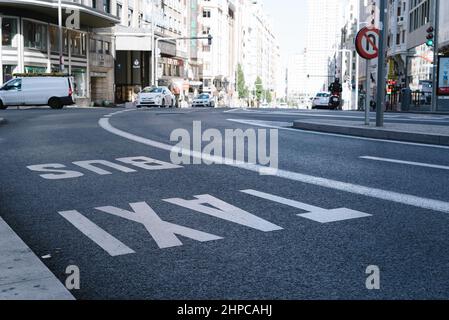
[237,64,248,98]
[265,90,272,103]
[255,76,264,102]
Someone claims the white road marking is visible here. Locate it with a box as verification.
[99,115,449,214]
[164,194,283,232]
[59,210,135,256]
[241,190,371,223]
[0,217,74,300]
[360,156,449,171]
[227,119,449,150]
[95,202,223,250]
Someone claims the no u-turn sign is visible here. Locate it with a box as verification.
[356,27,380,60]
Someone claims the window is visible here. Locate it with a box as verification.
[203,10,211,18]
[2,78,21,91]
[97,40,103,54]
[70,31,86,56]
[117,4,123,20]
[49,26,68,54]
[2,65,17,84]
[2,18,17,47]
[89,38,96,53]
[103,0,111,13]
[23,20,47,51]
[128,9,133,27]
[104,41,110,55]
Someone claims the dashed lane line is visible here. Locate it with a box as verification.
[360,156,449,171]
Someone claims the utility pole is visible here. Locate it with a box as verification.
[431,0,440,112]
[376,0,387,127]
[58,0,64,72]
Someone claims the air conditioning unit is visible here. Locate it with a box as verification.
[397,16,405,25]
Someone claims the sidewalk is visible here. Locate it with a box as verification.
[0,218,74,300]
[293,119,449,146]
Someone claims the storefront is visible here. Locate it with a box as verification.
[0,2,118,105]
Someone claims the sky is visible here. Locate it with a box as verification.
[261,0,309,59]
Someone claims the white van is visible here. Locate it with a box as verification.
[0,76,74,110]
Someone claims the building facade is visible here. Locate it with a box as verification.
[0,0,120,106]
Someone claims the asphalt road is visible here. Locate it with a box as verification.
[1,106,449,300]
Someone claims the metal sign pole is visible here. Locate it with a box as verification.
[376,0,387,127]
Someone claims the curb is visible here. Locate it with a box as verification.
[293,120,449,146]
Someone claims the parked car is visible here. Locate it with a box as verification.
[311,92,331,109]
[192,93,215,108]
[136,86,175,108]
[0,76,74,110]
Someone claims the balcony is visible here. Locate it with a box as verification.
[0,0,120,28]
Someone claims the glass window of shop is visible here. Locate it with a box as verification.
[2,17,18,47]
[2,64,17,83]
[23,20,47,51]
[49,26,68,54]
[24,66,47,74]
[71,68,87,97]
[70,31,86,56]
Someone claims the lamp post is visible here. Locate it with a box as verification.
[58,0,64,72]
[376,0,387,127]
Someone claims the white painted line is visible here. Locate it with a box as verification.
[241,189,371,223]
[227,119,449,150]
[360,156,449,171]
[0,217,74,300]
[99,115,449,214]
[59,210,135,256]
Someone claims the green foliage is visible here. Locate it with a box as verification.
[237,64,248,98]
[255,76,263,101]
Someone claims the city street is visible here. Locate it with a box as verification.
[1,107,449,300]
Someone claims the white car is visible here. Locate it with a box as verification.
[192,93,215,108]
[312,92,331,109]
[136,86,175,108]
[0,76,74,110]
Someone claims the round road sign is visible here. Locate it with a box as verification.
[355,27,380,60]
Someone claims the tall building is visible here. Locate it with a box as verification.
[304,0,342,96]
[238,0,279,104]
[196,0,237,105]
[0,0,120,105]
[113,0,190,103]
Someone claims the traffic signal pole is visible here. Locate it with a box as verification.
[431,0,440,112]
[376,0,387,127]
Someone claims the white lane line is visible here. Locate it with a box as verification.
[59,211,135,257]
[227,119,449,150]
[360,156,449,171]
[241,189,372,223]
[0,217,74,300]
[98,116,449,214]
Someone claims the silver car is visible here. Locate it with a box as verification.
[136,86,175,108]
[192,93,215,108]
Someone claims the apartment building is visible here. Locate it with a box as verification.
[0,0,120,105]
[114,0,189,103]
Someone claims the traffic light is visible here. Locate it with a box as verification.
[426,26,435,47]
[208,34,213,46]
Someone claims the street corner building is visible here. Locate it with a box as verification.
[0,0,120,107]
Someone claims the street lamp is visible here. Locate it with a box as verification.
[58,0,64,72]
